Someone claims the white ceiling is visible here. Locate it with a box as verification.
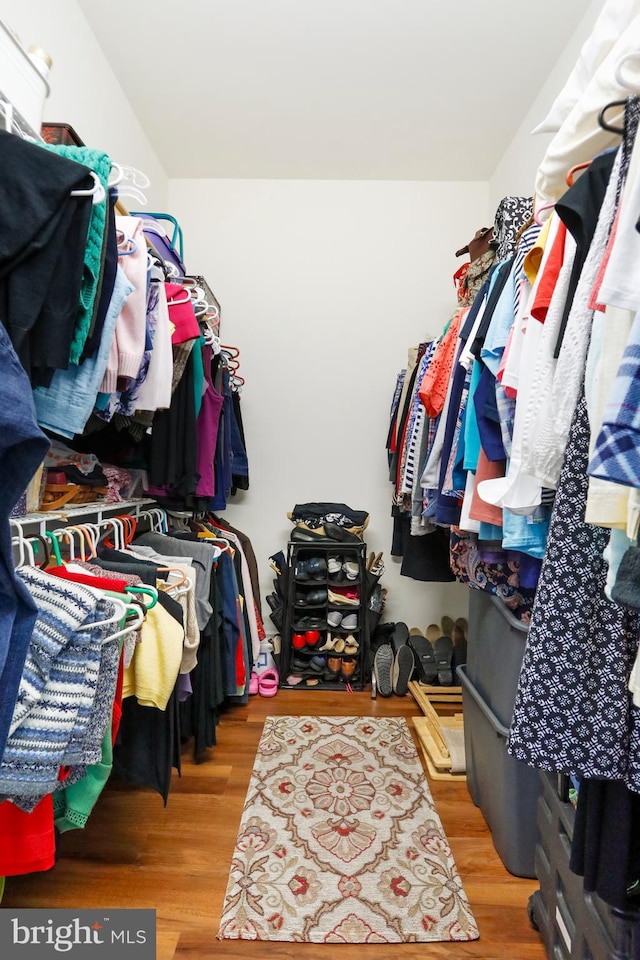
[78,0,588,181]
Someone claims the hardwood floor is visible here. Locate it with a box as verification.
[2,691,546,959]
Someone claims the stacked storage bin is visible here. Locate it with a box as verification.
[457,589,542,878]
[530,772,640,960]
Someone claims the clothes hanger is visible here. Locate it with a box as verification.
[114,165,150,207]
[597,99,626,136]
[116,230,138,256]
[108,162,124,188]
[534,201,556,226]
[25,535,51,569]
[70,171,106,206]
[615,53,640,94]
[45,531,64,566]
[166,290,191,307]
[77,594,128,632]
[566,160,591,186]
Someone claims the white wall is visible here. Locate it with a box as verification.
[169,178,491,632]
[0,0,167,207]
[489,0,604,209]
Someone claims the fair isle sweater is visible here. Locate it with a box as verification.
[0,568,114,808]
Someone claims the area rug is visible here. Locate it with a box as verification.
[218,716,479,943]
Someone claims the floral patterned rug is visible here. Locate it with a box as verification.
[218,716,479,943]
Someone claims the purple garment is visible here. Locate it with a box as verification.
[195,347,224,497]
[177,672,192,702]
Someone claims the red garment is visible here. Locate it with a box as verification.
[165,283,200,345]
[47,566,129,594]
[234,600,247,688]
[531,222,567,323]
[0,795,55,876]
[111,649,125,743]
[469,451,506,526]
[419,311,465,418]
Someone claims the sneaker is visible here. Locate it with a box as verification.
[373,644,394,697]
[327,610,343,628]
[392,645,415,696]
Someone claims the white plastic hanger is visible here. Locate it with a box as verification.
[615,52,640,93]
[71,171,106,205]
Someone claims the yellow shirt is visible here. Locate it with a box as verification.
[123,603,184,710]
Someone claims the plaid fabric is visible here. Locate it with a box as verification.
[589,313,640,487]
[496,382,516,458]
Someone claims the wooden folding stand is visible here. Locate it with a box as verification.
[410,682,466,781]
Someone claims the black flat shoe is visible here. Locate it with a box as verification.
[434,635,454,686]
[323,522,361,543]
[407,631,437,684]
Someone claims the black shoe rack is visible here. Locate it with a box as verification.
[279,541,369,691]
[529,771,640,960]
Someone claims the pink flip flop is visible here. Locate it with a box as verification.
[258,668,279,697]
[249,671,259,695]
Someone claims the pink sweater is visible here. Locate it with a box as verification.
[100,216,148,393]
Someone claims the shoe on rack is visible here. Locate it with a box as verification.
[453,617,468,667]
[343,635,359,655]
[342,560,359,580]
[327,655,342,675]
[294,557,327,581]
[292,632,307,650]
[293,616,326,632]
[340,613,358,631]
[290,527,327,543]
[340,657,357,681]
[440,615,454,638]
[373,644,394,697]
[318,632,338,651]
[425,623,441,644]
[295,587,328,607]
[323,522,361,543]
[392,645,415,696]
[327,610,344,628]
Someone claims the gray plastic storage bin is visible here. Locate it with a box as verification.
[458,664,541,878]
[466,589,529,728]
[532,772,640,960]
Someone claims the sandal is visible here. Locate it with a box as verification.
[258,668,279,697]
[249,671,259,695]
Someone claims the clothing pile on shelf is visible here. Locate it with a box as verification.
[0,128,248,514]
